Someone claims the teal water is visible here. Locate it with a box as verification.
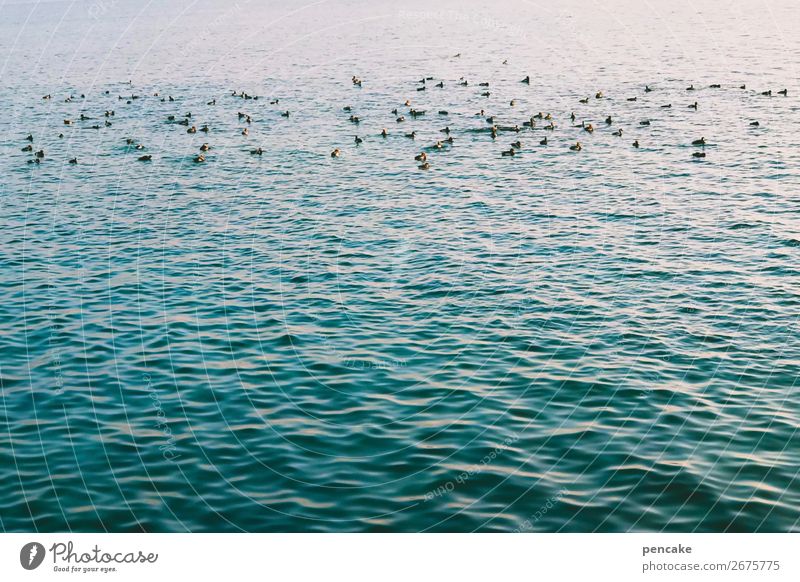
[1,0,799,532]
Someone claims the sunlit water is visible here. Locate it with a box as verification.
[1,0,799,532]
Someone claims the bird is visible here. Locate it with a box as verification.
[612,129,623,137]
[331,148,341,157]
[570,142,582,151]
[138,155,152,161]
[605,116,613,125]
[381,128,388,137]
[250,148,263,155]
[539,137,548,145]
[419,162,430,170]
[281,110,290,117]
[632,140,640,148]
[501,148,516,156]
[688,101,698,109]
[750,121,760,127]
[640,120,651,126]
[522,76,530,84]
[194,154,205,163]
[354,135,363,144]
[692,137,706,146]
[405,131,416,139]
[778,88,788,96]
[644,85,653,92]
[693,152,706,158]
[415,152,427,162]
[686,84,695,91]
[68,157,78,164]
[200,143,210,151]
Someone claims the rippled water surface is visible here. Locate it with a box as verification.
[1,0,799,532]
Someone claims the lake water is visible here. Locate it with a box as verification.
[1,0,799,532]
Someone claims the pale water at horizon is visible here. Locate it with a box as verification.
[1,0,799,532]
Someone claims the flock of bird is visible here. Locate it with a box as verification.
[17,64,790,170]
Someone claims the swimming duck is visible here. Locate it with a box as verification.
[396,116,405,123]
[432,141,443,149]
[179,118,190,126]
[200,143,210,151]
[415,152,427,162]
[21,145,32,152]
[187,126,197,134]
[595,91,604,99]
[710,84,721,88]
[644,85,652,92]
[692,137,706,146]
[524,117,536,128]
[342,106,352,112]
[522,76,530,84]
[25,134,33,142]
[35,149,45,158]
[688,101,698,109]
[331,149,341,157]
[640,120,651,126]
[570,142,582,151]
[200,125,210,133]
[633,140,640,148]
[242,128,249,136]
[138,155,152,161]
[612,128,623,137]
[349,115,360,123]
[270,99,279,105]
[207,99,216,105]
[64,119,73,125]
[440,126,450,134]
[693,152,706,158]
[761,90,772,96]
[570,112,576,122]
[27,158,40,164]
[435,81,444,88]
[481,91,491,97]
[539,137,547,145]
[544,122,555,130]
[579,97,589,104]
[479,82,489,87]
[69,158,78,164]
[250,148,263,155]
[686,84,695,91]
[661,103,672,108]
[439,110,449,115]
[740,84,746,89]
[419,162,430,170]
[405,131,416,139]
[778,88,788,96]
[460,79,468,86]
[281,111,290,117]
[194,154,205,163]
[510,99,517,106]
[490,127,498,139]
[445,136,454,144]
[511,140,522,149]
[417,86,426,92]
[544,113,552,120]
[750,121,760,127]
[354,135,363,144]
[583,122,594,133]
[501,148,516,156]
[627,96,637,102]
[605,116,613,125]
[381,128,388,137]
[352,76,362,86]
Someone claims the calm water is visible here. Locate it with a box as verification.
[1,0,799,532]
